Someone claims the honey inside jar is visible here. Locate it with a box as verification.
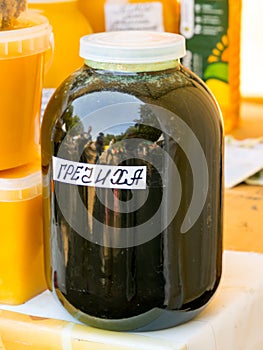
[41,31,223,331]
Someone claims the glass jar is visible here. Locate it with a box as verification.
[41,31,223,331]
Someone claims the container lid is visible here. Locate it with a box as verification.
[0,160,42,202]
[0,11,52,59]
[79,31,186,64]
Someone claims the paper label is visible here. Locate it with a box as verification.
[52,156,147,190]
[104,2,164,31]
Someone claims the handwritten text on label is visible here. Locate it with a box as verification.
[52,156,147,190]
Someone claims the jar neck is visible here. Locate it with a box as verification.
[83,59,181,73]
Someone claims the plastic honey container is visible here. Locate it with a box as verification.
[0,11,52,171]
[0,161,46,305]
[28,0,93,88]
[41,31,223,331]
[77,0,180,33]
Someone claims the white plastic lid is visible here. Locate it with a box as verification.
[0,160,42,202]
[0,11,52,59]
[79,31,186,64]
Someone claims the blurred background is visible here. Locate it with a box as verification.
[241,0,263,99]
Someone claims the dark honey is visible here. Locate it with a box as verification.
[41,32,223,331]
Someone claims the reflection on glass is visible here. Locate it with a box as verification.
[41,65,223,330]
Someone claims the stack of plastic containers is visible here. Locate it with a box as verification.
[0,9,52,304]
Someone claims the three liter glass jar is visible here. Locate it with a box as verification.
[41,31,223,331]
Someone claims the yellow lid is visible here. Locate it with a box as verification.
[0,11,52,59]
[0,160,42,202]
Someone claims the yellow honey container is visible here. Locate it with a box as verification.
[0,161,46,305]
[0,11,52,170]
[28,0,93,88]
[77,0,180,33]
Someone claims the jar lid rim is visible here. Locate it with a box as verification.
[0,171,41,201]
[79,31,186,64]
[0,11,52,58]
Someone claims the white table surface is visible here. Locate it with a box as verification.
[1,250,263,350]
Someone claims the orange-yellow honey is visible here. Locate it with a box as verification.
[77,0,180,33]
[0,11,52,170]
[0,161,46,305]
[28,0,92,88]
